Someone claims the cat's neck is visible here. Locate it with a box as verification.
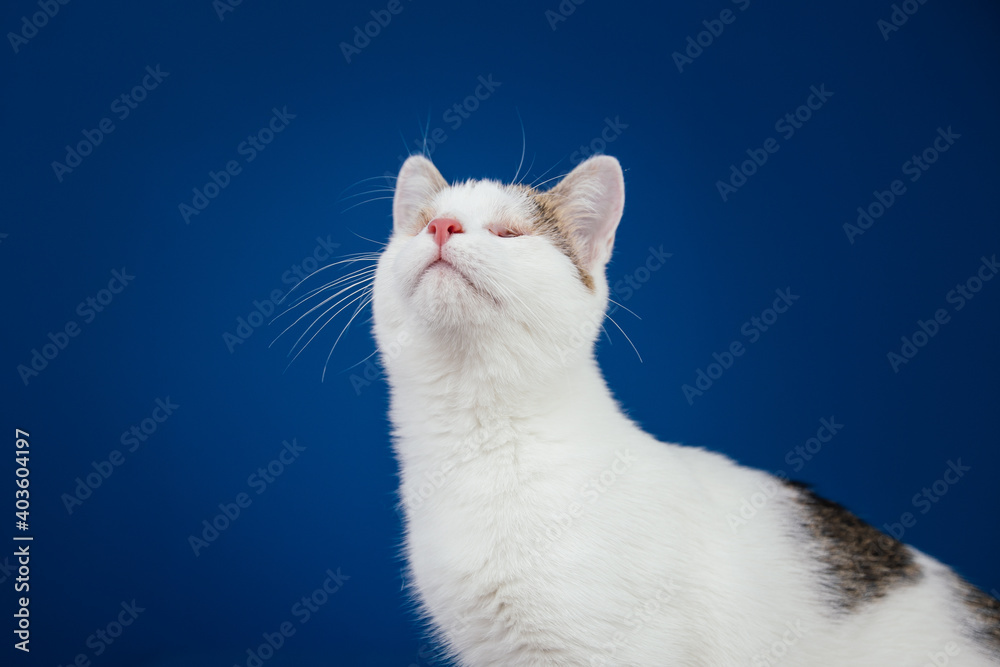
[385,331,622,458]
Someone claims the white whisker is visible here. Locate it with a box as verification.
[273,280,374,349]
[397,128,412,156]
[604,312,642,363]
[348,230,388,247]
[344,347,380,372]
[284,289,372,370]
[608,299,641,320]
[338,174,396,197]
[341,196,395,214]
[276,271,377,322]
[531,169,571,191]
[278,263,377,310]
[322,293,375,382]
[512,109,527,185]
[340,188,397,202]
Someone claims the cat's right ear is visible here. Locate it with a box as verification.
[393,155,447,235]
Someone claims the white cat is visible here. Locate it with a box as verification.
[370,154,999,666]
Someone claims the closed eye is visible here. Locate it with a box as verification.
[490,227,523,238]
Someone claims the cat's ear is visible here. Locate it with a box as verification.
[545,155,624,269]
[393,155,447,234]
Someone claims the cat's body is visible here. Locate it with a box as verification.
[371,154,999,666]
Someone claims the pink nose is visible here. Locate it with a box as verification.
[427,218,463,247]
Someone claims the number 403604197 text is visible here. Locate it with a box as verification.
[15,429,30,530]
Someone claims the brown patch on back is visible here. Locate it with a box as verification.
[784,480,922,611]
[526,187,596,292]
[959,580,1000,655]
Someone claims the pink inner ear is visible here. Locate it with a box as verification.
[550,156,624,268]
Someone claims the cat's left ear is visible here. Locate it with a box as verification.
[543,155,625,270]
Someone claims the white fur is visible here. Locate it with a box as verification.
[372,155,998,666]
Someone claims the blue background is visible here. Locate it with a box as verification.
[3,0,998,664]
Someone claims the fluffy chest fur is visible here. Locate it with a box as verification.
[371,154,1000,666]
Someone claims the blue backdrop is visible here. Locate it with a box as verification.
[3,0,998,664]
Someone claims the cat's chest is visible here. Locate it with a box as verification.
[401,432,630,593]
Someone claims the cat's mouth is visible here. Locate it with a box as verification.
[415,258,500,306]
[421,258,473,285]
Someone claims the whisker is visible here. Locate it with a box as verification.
[528,155,567,189]
[339,188,397,202]
[607,299,642,320]
[398,128,412,157]
[512,108,527,185]
[272,280,374,349]
[285,288,365,365]
[604,312,643,363]
[420,109,432,158]
[531,169,571,191]
[280,266,376,315]
[322,293,375,382]
[344,347,380,372]
[285,289,371,371]
[483,272,548,335]
[278,260,378,306]
[277,267,377,318]
[520,153,537,186]
[341,196,395,214]
[338,174,396,197]
[348,230,388,247]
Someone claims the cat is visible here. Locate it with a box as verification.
[370,153,1000,666]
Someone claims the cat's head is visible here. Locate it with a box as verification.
[372,154,624,379]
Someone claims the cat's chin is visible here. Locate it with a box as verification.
[408,262,497,327]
